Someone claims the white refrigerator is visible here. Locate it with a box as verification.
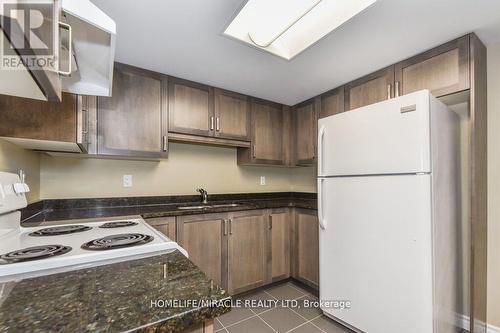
[317,90,461,333]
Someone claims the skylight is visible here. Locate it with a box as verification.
[223,0,377,60]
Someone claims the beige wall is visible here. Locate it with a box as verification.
[487,43,500,328]
[0,139,40,203]
[39,143,300,199]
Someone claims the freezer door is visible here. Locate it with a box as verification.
[317,90,431,177]
[318,175,434,333]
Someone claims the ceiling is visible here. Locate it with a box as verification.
[90,0,500,106]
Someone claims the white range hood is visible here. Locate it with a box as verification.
[61,0,116,97]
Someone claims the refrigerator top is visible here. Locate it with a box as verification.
[317,90,453,177]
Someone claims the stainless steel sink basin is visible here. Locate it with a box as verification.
[176,205,207,210]
[209,203,241,208]
[176,203,241,210]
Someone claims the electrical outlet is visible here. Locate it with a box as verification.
[123,175,133,187]
[260,176,266,186]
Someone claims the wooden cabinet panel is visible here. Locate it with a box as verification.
[0,93,77,142]
[344,66,395,111]
[269,209,290,282]
[320,86,344,119]
[145,217,176,241]
[395,36,470,98]
[293,209,319,289]
[0,92,90,153]
[177,214,225,286]
[244,99,283,165]
[98,63,168,158]
[169,77,214,137]
[294,98,319,166]
[214,89,250,141]
[228,210,267,294]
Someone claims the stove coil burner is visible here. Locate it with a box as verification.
[99,221,138,228]
[29,225,92,236]
[81,233,153,251]
[0,245,72,263]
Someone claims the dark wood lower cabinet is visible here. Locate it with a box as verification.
[175,208,318,295]
[176,214,225,287]
[269,208,290,282]
[227,210,267,294]
[291,209,319,290]
[145,217,176,241]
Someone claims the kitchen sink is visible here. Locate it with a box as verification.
[176,203,242,210]
[209,203,241,208]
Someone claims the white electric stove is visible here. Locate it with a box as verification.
[0,172,187,281]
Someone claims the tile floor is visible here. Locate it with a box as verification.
[215,281,353,333]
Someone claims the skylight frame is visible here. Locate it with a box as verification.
[222,0,378,61]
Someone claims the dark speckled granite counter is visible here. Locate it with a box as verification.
[0,250,230,333]
[21,192,317,225]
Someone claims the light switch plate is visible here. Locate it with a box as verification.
[260,176,266,186]
[123,175,133,187]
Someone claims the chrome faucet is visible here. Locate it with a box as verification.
[197,188,208,204]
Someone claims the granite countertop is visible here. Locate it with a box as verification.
[0,250,230,333]
[21,192,317,225]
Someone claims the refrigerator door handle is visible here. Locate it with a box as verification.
[318,178,326,230]
[318,126,326,176]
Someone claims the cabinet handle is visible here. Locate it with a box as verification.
[223,219,228,236]
[216,117,220,132]
[395,81,400,98]
[58,22,72,76]
[162,136,168,152]
[269,215,273,230]
[210,116,215,131]
[252,145,256,159]
[387,84,392,100]
[229,218,233,235]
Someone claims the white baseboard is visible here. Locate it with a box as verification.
[456,314,500,333]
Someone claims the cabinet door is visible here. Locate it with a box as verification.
[292,209,319,289]
[145,217,176,241]
[344,66,395,111]
[169,77,214,137]
[228,210,267,294]
[177,214,226,287]
[294,98,319,166]
[395,36,469,98]
[269,209,290,282]
[0,93,76,141]
[320,86,344,119]
[251,99,284,165]
[97,63,168,158]
[214,89,250,141]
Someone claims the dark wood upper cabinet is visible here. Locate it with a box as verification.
[168,77,214,137]
[344,66,395,111]
[214,88,250,141]
[294,97,319,166]
[0,92,89,153]
[97,63,168,158]
[238,99,284,165]
[395,35,470,98]
[320,86,344,119]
